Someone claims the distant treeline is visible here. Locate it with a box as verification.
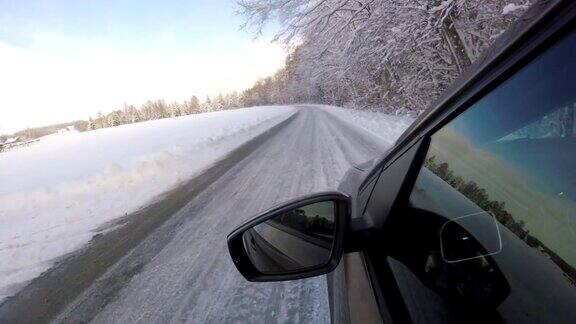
[1,93,244,141]
[86,93,242,131]
[0,120,88,143]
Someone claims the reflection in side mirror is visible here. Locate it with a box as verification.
[227,192,349,282]
[243,201,336,274]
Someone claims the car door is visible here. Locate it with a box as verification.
[361,5,576,324]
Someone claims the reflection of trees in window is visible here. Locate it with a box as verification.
[425,155,576,283]
[274,209,335,239]
[502,104,575,140]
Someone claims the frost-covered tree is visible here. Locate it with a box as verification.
[237,0,531,112]
[168,102,182,117]
[107,111,121,127]
[225,91,241,109]
[86,118,95,130]
[202,96,213,112]
[214,94,226,111]
[131,108,141,123]
[151,99,169,119]
[96,111,105,128]
[184,95,201,114]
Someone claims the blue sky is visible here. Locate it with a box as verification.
[1,0,275,52]
[0,0,284,133]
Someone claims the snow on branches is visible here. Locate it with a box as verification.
[237,0,531,113]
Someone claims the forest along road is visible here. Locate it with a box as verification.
[0,106,390,323]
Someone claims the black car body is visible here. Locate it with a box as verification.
[229,0,576,322]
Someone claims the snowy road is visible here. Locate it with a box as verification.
[1,106,394,323]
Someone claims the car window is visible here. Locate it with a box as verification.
[387,28,576,323]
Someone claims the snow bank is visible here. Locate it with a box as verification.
[315,105,414,146]
[0,106,295,301]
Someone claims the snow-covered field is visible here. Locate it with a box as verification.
[0,106,295,301]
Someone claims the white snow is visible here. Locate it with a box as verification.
[502,3,529,15]
[3,137,19,145]
[56,125,78,134]
[0,106,295,301]
[315,105,414,146]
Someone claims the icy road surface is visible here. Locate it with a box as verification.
[0,106,412,323]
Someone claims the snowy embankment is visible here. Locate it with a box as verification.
[0,106,295,301]
[316,105,414,146]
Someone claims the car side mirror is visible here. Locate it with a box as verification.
[227,192,350,282]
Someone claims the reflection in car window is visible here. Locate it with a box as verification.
[399,29,576,322]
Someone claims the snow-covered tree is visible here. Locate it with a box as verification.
[107,111,121,127]
[214,94,226,111]
[202,96,213,112]
[237,0,531,112]
[226,91,241,109]
[182,96,201,115]
[168,102,182,117]
[86,118,95,130]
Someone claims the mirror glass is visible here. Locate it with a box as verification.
[242,200,336,274]
[440,211,502,263]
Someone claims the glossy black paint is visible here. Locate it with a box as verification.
[227,192,350,282]
[363,137,429,231]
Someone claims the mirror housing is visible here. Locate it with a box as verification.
[227,192,350,282]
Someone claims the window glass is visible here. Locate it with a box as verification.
[395,29,576,322]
